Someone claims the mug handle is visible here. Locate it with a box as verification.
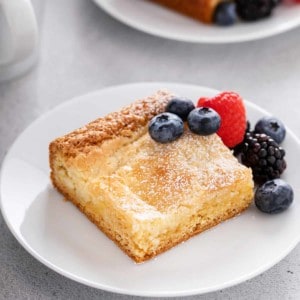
[0,0,38,65]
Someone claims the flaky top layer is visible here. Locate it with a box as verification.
[50,90,173,157]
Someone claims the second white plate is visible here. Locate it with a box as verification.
[1,83,300,297]
[94,0,300,43]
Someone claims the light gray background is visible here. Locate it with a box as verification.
[1,0,300,299]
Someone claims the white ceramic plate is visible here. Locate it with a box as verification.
[1,83,300,297]
[93,0,300,43]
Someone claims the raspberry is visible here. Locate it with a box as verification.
[197,92,246,148]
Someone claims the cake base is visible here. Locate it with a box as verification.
[50,90,254,263]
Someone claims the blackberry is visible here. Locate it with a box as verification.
[236,0,276,21]
[241,132,286,184]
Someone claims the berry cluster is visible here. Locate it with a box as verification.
[148,91,294,215]
[148,97,221,143]
[213,0,282,26]
[234,116,293,214]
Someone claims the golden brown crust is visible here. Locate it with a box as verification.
[149,0,223,23]
[49,89,173,158]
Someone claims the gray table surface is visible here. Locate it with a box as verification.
[1,0,300,299]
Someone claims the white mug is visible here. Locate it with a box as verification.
[0,0,38,82]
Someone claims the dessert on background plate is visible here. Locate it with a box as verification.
[149,0,290,26]
[93,0,300,43]
[49,89,293,262]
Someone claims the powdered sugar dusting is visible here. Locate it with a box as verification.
[116,130,247,212]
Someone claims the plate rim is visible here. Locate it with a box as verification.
[93,0,300,43]
[1,82,300,297]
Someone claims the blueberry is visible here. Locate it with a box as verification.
[214,2,237,26]
[255,116,286,144]
[187,107,221,136]
[166,97,195,121]
[255,179,293,214]
[149,112,184,143]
